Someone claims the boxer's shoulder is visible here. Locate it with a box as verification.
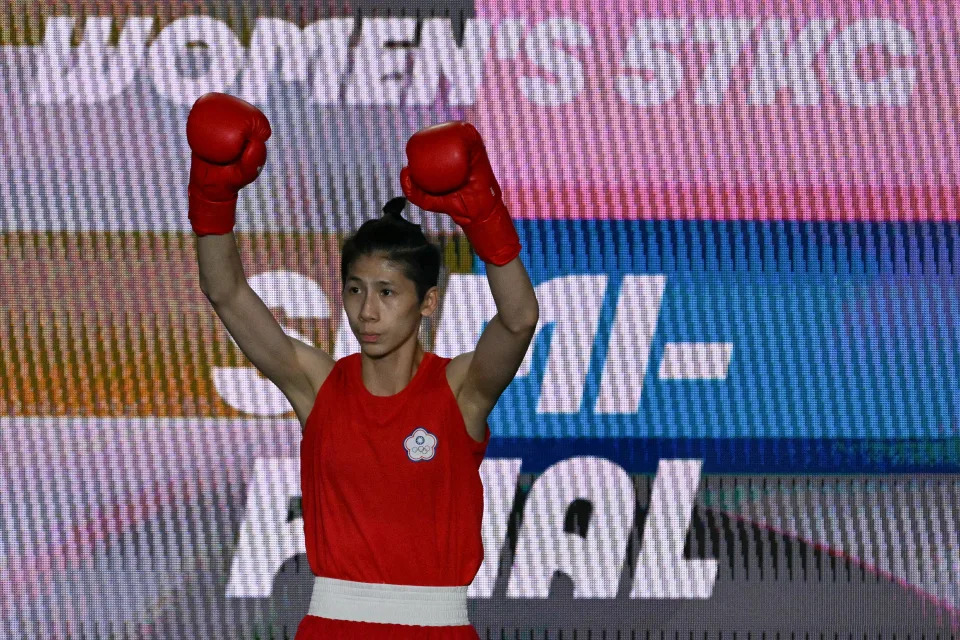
[292,341,335,396]
[289,342,336,429]
[444,351,473,399]
[445,351,490,444]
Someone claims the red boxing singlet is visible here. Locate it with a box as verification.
[300,350,490,588]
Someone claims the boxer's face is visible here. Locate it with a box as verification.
[343,254,433,350]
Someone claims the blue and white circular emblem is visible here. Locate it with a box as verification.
[403,427,438,461]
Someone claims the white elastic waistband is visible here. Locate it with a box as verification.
[307,575,469,626]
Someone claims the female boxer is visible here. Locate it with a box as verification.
[189,93,538,637]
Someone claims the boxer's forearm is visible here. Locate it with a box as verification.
[485,255,539,332]
[196,232,248,302]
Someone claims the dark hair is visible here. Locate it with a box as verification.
[340,197,441,305]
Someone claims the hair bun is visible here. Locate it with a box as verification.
[382,196,407,219]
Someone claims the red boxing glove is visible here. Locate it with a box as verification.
[400,121,521,266]
[186,92,272,236]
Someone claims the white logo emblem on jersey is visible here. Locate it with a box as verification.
[403,427,438,462]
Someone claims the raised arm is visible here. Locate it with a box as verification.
[188,93,332,425]
[198,233,333,423]
[401,122,539,438]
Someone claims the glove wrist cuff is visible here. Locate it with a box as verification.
[462,201,522,266]
[188,188,238,236]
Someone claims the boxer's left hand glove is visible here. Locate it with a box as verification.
[400,122,521,266]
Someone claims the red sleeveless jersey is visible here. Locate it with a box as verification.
[300,351,491,587]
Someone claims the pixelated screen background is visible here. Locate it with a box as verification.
[2,1,960,637]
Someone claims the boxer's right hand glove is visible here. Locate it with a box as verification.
[186,92,272,236]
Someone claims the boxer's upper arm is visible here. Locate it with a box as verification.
[205,283,334,408]
[457,313,536,426]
